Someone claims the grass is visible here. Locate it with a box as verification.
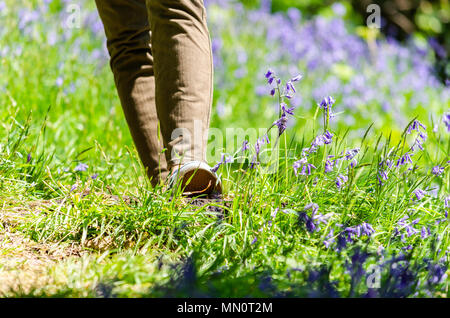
[0,0,449,297]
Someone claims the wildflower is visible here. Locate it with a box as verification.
[55,77,63,87]
[91,173,98,180]
[411,131,427,151]
[211,153,233,173]
[413,188,426,201]
[335,174,348,189]
[421,226,430,239]
[427,263,448,285]
[445,196,450,208]
[323,229,335,248]
[281,102,295,115]
[70,184,77,192]
[432,165,444,176]
[241,140,250,152]
[406,119,426,135]
[26,153,32,163]
[291,74,303,82]
[443,112,450,132]
[345,222,375,240]
[74,163,88,172]
[293,158,316,176]
[377,170,389,185]
[395,216,420,239]
[298,203,329,233]
[304,203,319,214]
[396,152,413,167]
[271,208,279,219]
[324,159,335,173]
[345,147,359,160]
[318,96,335,120]
[273,112,288,136]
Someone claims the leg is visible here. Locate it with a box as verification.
[146,0,213,170]
[95,0,168,186]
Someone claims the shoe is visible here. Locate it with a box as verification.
[168,161,222,196]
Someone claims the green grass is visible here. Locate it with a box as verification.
[0,0,448,297]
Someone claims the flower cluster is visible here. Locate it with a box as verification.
[393,216,422,241]
[298,203,331,233]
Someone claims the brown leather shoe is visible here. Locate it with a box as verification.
[168,161,222,196]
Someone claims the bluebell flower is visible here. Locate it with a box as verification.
[273,113,288,136]
[396,152,413,167]
[241,140,250,152]
[293,158,316,176]
[345,148,359,160]
[443,112,450,132]
[335,174,348,189]
[324,159,334,173]
[406,119,426,135]
[74,163,88,172]
[211,153,233,173]
[323,229,335,248]
[413,188,426,201]
[318,96,335,120]
[432,165,444,176]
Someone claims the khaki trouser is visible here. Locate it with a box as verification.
[95,0,213,186]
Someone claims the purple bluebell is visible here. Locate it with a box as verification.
[318,96,335,120]
[432,165,444,176]
[264,69,273,79]
[241,140,250,152]
[420,226,431,239]
[396,152,413,167]
[344,222,375,240]
[443,112,450,132]
[413,188,426,201]
[323,229,335,248]
[74,163,88,172]
[273,112,288,136]
[395,216,420,239]
[281,103,295,115]
[211,153,233,173]
[324,159,334,173]
[344,148,359,160]
[335,174,348,189]
[406,119,427,135]
[293,158,316,176]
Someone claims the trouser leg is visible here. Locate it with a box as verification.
[95,0,168,186]
[146,0,213,169]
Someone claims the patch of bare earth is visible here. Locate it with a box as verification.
[0,200,84,295]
